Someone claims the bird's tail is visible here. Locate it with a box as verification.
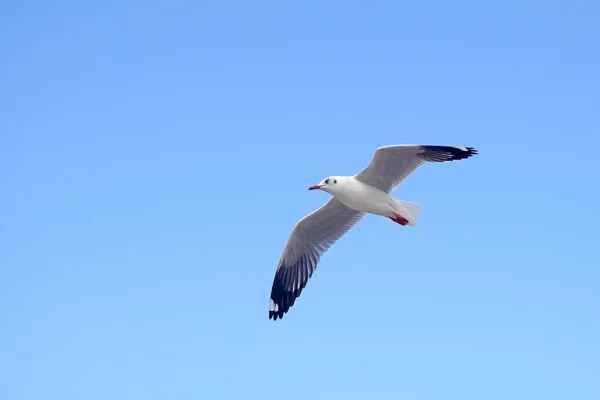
[393,199,423,227]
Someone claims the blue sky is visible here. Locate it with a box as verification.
[2,1,599,399]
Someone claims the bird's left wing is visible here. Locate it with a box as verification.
[354,145,478,193]
[269,197,365,320]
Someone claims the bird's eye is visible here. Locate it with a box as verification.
[334,179,337,184]
[325,179,330,184]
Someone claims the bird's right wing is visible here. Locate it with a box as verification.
[269,197,366,320]
[354,145,478,193]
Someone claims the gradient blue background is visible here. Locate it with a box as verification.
[2,1,599,399]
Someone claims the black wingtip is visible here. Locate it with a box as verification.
[420,146,478,162]
[455,146,478,160]
[268,273,299,321]
[268,261,310,321]
[465,147,478,157]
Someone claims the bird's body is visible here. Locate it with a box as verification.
[318,176,420,225]
[268,144,478,320]
[325,176,394,216]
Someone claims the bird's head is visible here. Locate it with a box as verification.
[308,176,343,194]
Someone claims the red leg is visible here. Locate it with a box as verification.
[389,212,409,226]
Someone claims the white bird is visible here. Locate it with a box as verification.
[268,144,478,320]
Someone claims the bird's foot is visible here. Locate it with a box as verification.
[389,212,409,226]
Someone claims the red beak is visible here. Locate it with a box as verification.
[308,185,322,190]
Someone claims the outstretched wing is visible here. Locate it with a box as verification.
[354,145,478,193]
[269,198,365,320]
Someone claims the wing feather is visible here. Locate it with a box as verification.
[354,145,478,193]
[269,198,365,320]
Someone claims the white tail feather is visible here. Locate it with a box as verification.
[393,199,423,227]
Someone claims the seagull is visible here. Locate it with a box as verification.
[268,144,478,320]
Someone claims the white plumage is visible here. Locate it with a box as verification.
[269,144,478,320]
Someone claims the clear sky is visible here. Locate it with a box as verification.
[2,1,599,399]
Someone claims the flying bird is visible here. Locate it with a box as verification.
[268,144,478,320]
